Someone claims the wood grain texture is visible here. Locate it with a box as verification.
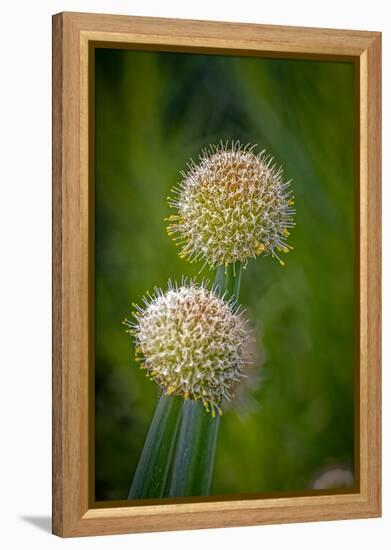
[64,11,378,56]
[52,11,382,538]
[52,12,63,537]
[365,33,382,514]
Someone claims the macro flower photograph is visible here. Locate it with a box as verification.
[94,48,356,502]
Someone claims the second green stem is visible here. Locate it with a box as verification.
[166,261,243,497]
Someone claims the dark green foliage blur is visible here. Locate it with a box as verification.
[94,48,356,501]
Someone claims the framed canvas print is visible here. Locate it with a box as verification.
[52,12,381,537]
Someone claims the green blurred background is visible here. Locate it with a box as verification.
[94,48,356,501]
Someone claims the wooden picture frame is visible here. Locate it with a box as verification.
[52,11,381,537]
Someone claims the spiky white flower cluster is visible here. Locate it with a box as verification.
[167,141,295,269]
[124,281,251,416]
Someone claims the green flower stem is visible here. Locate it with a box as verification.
[233,262,243,301]
[167,400,220,496]
[166,261,243,497]
[128,393,183,499]
[214,261,243,301]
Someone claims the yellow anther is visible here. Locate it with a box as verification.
[254,242,265,255]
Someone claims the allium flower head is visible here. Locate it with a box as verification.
[166,141,295,269]
[124,281,251,416]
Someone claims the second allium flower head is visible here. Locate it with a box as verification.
[167,141,295,269]
[125,281,251,416]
